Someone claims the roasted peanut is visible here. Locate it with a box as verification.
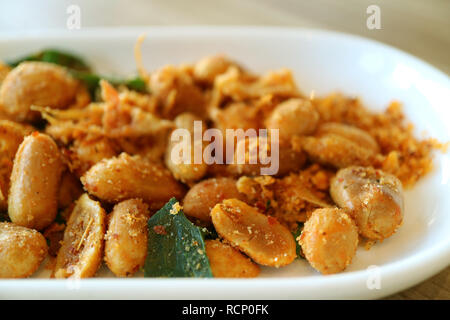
[165,113,208,184]
[316,122,379,153]
[183,177,244,223]
[212,102,261,134]
[299,208,359,275]
[105,199,150,277]
[211,199,296,267]
[0,62,79,122]
[228,135,306,177]
[81,153,185,210]
[205,239,260,278]
[54,194,106,278]
[0,222,48,278]
[0,120,33,210]
[330,166,404,240]
[300,134,376,168]
[193,55,233,84]
[8,132,63,230]
[300,122,379,168]
[265,98,319,141]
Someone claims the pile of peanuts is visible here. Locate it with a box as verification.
[0,53,434,279]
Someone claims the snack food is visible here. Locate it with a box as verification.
[0,46,444,278]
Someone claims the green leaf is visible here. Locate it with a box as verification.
[71,71,148,100]
[70,71,101,99]
[122,77,147,92]
[293,223,305,259]
[144,198,213,278]
[7,49,147,99]
[7,49,91,72]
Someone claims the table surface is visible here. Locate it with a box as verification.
[0,0,449,299]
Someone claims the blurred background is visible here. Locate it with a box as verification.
[0,0,449,74]
[0,0,448,299]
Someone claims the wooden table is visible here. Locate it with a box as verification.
[386,267,449,299]
[1,0,448,299]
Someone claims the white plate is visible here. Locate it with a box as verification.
[0,27,449,300]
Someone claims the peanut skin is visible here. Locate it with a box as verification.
[205,239,260,278]
[299,208,359,275]
[165,113,208,184]
[81,153,185,210]
[105,199,150,277]
[183,177,244,223]
[265,98,319,141]
[316,122,379,154]
[0,120,34,210]
[8,132,63,230]
[0,62,79,122]
[330,166,404,240]
[0,222,48,278]
[211,199,296,267]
